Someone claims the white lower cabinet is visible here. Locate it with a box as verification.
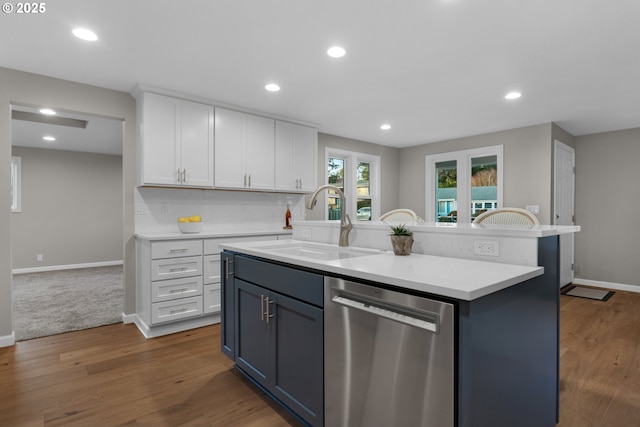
[136,233,287,338]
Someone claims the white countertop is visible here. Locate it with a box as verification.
[293,220,580,238]
[220,239,544,301]
[135,228,292,241]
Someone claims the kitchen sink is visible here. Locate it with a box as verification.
[261,243,381,261]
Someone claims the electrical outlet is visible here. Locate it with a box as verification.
[474,240,499,256]
[36,254,43,262]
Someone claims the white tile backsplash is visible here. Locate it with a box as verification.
[135,187,305,234]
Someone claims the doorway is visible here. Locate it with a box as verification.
[554,140,576,287]
[10,104,124,340]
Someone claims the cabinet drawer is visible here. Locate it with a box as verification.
[151,256,202,281]
[151,296,203,325]
[152,276,203,303]
[151,240,203,259]
[203,254,221,284]
[203,283,221,314]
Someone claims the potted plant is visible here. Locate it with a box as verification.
[389,224,414,256]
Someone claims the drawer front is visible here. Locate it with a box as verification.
[151,256,202,281]
[151,296,203,325]
[203,283,221,314]
[152,276,203,303]
[151,240,203,259]
[203,254,221,284]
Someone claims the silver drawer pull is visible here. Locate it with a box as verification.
[169,308,189,315]
[169,267,189,273]
[169,288,189,294]
[169,248,189,253]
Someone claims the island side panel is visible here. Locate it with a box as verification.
[457,235,559,427]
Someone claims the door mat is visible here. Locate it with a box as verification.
[561,285,614,301]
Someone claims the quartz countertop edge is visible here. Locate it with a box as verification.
[292,220,580,238]
[220,239,544,301]
[135,229,293,241]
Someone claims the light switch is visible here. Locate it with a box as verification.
[526,205,540,214]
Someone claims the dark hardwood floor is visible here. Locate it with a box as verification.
[1,287,638,426]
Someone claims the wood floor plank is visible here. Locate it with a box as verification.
[2,288,639,426]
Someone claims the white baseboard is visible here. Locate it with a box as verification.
[134,314,220,339]
[573,277,640,293]
[0,332,16,348]
[12,260,123,275]
[121,313,136,324]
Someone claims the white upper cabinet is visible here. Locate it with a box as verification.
[275,121,318,192]
[138,92,214,187]
[214,108,275,190]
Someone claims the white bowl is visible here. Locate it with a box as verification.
[177,221,203,233]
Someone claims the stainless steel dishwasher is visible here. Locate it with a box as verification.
[324,277,455,427]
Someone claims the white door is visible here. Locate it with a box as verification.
[214,108,246,188]
[181,100,214,187]
[554,140,575,287]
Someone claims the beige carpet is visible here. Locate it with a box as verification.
[12,265,123,341]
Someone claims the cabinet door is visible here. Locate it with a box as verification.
[271,292,324,426]
[235,279,271,388]
[214,108,246,188]
[142,93,180,185]
[294,125,318,192]
[274,121,297,191]
[180,100,214,187]
[221,252,235,360]
[245,114,275,190]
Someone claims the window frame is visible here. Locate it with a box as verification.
[425,145,503,223]
[324,148,380,222]
[11,156,21,213]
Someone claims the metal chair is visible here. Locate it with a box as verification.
[473,207,539,225]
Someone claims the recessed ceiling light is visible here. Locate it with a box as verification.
[43,136,56,141]
[72,28,98,41]
[505,91,522,100]
[265,83,280,92]
[380,124,391,130]
[327,46,346,58]
[39,108,56,115]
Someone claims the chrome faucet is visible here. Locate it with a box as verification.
[306,184,353,247]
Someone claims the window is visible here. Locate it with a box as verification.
[326,148,380,222]
[425,145,503,223]
[11,156,21,212]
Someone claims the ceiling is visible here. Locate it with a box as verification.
[2,0,639,150]
[11,105,123,155]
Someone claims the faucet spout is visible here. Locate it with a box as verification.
[306,184,352,247]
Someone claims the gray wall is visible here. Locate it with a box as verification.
[398,123,556,224]
[0,67,136,340]
[309,133,400,220]
[11,147,122,269]
[574,127,640,287]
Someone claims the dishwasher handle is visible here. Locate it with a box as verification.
[331,294,439,333]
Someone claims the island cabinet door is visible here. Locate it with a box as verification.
[220,252,235,360]
[235,279,271,389]
[271,292,323,427]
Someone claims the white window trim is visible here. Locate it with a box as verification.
[324,148,380,221]
[425,145,503,223]
[11,156,21,213]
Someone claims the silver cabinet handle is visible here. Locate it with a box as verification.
[182,169,186,184]
[248,174,251,188]
[266,297,275,323]
[177,169,182,183]
[261,295,265,321]
[243,174,247,187]
[224,257,233,279]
